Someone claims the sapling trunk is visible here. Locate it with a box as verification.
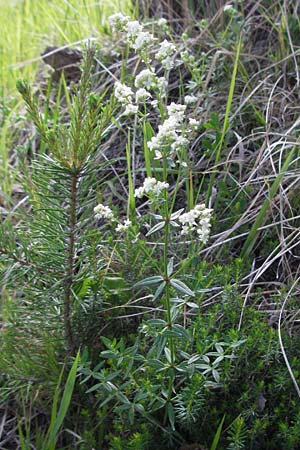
[63,170,79,354]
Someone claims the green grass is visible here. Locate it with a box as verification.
[0,0,130,98]
[0,0,130,201]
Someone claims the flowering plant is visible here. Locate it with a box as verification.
[87,15,219,431]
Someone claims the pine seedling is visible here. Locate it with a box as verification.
[1,48,113,362]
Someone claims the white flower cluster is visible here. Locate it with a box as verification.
[114,82,134,105]
[223,4,238,15]
[134,177,169,198]
[134,68,156,90]
[94,203,114,220]
[124,104,139,115]
[116,219,131,233]
[108,13,130,31]
[109,14,177,69]
[114,82,152,115]
[184,95,198,105]
[136,87,151,103]
[155,39,177,70]
[167,102,186,119]
[147,102,188,159]
[134,68,167,97]
[114,81,140,116]
[178,204,213,243]
[131,30,154,52]
[188,117,200,130]
[108,13,154,58]
[114,67,167,115]
[94,202,132,234]
[157,18,167,27]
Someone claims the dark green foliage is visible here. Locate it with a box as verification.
[174,374,205,430]
[227,416,247,450]
[0,49,116,442]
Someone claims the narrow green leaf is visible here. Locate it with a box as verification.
[164,346,172,363]
[206,35,242,203]
[166,402,175,431]
[188,354,201,364]
[153,281,166,300]
[167,257,174,277]
[210,414,225,450]
[148,359,166,369]
[170,278,195,296]
[134,276,164,288]
[146,221,165,236]
[147,319,167,327]
[187,301,199,308]
[47,365,64,444]
[212,369,220,383]
[170,209,184,220]
[44,351,80,450]
[215,344,224,354]
[86,383,103,394]
[172,324,191,341]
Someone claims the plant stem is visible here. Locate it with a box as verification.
[126,130,136,225]
[64,170,79,354]
[162,158,175,410]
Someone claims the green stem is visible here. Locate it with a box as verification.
[162,158,175,411]
[126,130,136,225]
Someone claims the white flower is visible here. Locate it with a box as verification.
[134,177,169,198]
[171,136,189,152]
[131,31,154,51]
[223,4,238,15]
[124,22,154,56]
[189,118,200,129]
[164,57,176,70]
[94,203,114,220]
[154,150,163,160]
[167,102,186,120]
[157,77,168,96]
[124,20,143,37]
[123,104,138,115]
[176,160,188,168]
[147,104,189,158]
[135,68,156,89]
[134,186,144,198]
[109,16,153,59]
[155,40,176,69]
[109,13,130,32]
[151,99,159,108]
[134,69,166,95]
[147,117,177,152]
[116,219,131,233]
[157,18,167,27]
[114,82,134,105]
[136,88,151,103]
[178,204,213,243]
[196,225,211,244]
[184,95,198,105]
[156,40,176,57]
[181,225,190,235]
